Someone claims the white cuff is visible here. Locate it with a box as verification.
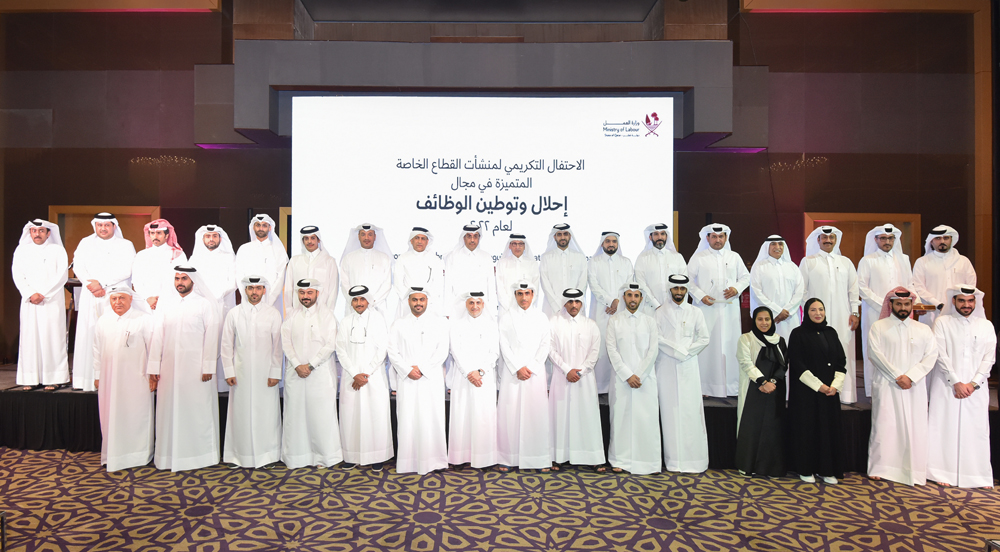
[799,370,823,392]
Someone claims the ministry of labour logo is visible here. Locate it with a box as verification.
[644,112,660,137]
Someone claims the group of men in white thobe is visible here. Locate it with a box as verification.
[15,213,995,485]
[866,284,995,488]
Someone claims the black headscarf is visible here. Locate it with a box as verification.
[800,297,828,331]
[751,305,776,343]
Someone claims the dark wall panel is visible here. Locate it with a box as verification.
[4,13,225,71]
[736,13,973,74]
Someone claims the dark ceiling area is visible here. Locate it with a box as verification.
[299,0,661,23]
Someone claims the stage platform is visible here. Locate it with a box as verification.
[1,364,997,475]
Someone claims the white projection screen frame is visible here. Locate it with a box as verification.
[292,94,674,309]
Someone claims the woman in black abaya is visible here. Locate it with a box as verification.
[787,297,846,484]
[735,306,787,478]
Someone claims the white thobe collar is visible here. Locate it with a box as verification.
[665,298,686,311]
[766,256,784,265]
[708,248,724,256]
[877,249,894,259]
[888,315,912,329]
[354,309,371,324]
[306,248,321,260]
[301,304,318,318]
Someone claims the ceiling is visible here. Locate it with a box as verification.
[299,0,662,23]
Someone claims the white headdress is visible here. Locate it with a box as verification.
[106,284,153,315]
[543,223,584,255]
[192,224,236,258]
[170,264,216,302]
[498,233,536,261]
[248,213,288,262]
[751,234,791,270]
[863,223,903,256]
[942,284,985,319]
[924,225,960,255]
[90,212,124,240]
[19,219,62,247]
[341,222,394,260]
[695,223,733,254]
[347,284,373,303]
[640,222,677,254]
[406,226,436,252]
[593,231,623,258]
[297,225,325,254]
[805,226,844,257]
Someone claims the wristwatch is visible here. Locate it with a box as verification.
[478,369,485,376]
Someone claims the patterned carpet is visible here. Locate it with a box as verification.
[1,448,999,552]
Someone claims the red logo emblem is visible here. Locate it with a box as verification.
[644,112,660,137]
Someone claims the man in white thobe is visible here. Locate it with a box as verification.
[13,219,69,389]
[93,286,154,471]
[336,285,393,472]
[548,288,605,470]
[495,234,540,316]
[588,231,634,394]
[191,225,237,314]
[147,266,221,471]
[686,224,751,398]
[540,223,588,317]
[606,282,661,475]
[72,212,136,391]
[448,291,500,470]
[655,275,711,473]
[497,281,552,471]
[634,223,687,310]
[387,287,450,474]
[749,235,804,341]
[339,222,393,315]
[927,285,996,488]
[234,214,288,311]
[799,226,861,404]
[131,218,187,311]
[220,276,283,469]
[284,225,339,314]
[443,224,497,318]
[280,279,343,469]
[393,227,444,319]
[867,287,938,486]
[857,224,917,397]
[190,224,238,392]
[912,225,977,327]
